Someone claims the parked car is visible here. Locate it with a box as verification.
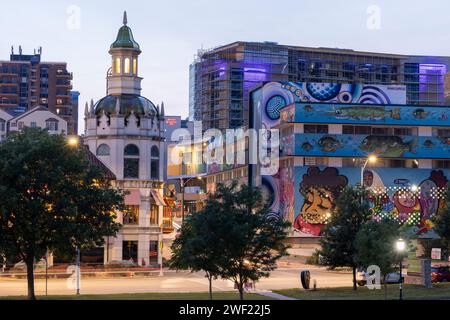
[431,266,450,283]
[356,270,401,286]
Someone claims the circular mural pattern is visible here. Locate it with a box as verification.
[306,83,342,101]
[265,95,286,120]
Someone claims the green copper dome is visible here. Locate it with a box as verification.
[110,12,140,50]
[94,94,158,116]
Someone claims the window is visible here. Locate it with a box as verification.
[124,58,130,74]
[115,57,121,74]
[304,124,328,134]
[434,128,450,137]
[389,159,406,168]
[133,58,137,74]
[96,144,110,156]
[371,127,389,135]
[150,204,159,225]
[0,119,5,132]
[433,160,450,169]
[343,125,371,135]
[30,122,37,128]
[122,241,138,262]
[124,144,139,178]
[149,240,158,264]
[18,122,24,130]
[45,118,59,131]
[123,205,139,224]
[124,144,139,156]
[342,158,359,167]
[151,146,159,180]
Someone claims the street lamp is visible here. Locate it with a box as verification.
[360,155,377,188]
[180,176,203,224]
[396,238,406,300]
[67,136,79,147]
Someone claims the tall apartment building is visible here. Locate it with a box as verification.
[190,41,450,130]
[0,47,77,134]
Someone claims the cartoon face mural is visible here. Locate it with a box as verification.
[293,167,348,236]
[293,167,449,237]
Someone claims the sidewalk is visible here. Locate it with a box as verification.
[253,289,298,300]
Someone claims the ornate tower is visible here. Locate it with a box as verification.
[84,12,166,267]
[107,11,142,95]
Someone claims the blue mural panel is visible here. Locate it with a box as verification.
[284,103,450,126]
[292,134,450,159]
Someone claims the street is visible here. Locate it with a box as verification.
[0,266,353,297]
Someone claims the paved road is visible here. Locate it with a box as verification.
[0,266,352,297]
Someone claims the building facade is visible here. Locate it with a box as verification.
[0,106,67,141]
[247,81,450,240]
[84,13,166,266]
[190,41,450,130]
[0,48,77,134]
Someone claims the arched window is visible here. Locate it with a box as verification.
[150,145,159,180]
[124,144,139,156]
[45,118,59,131]
[96,144,110,156]
[124,144,139,178]
[115,57,121,74]
[133,58,137,74]
[124,58,130,74]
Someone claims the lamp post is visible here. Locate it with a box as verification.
[180,176,203,224]
[396,238,406,301]
[360,155,378,188]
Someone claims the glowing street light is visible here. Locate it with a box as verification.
[67,136,79,147]
[396,238,406,300]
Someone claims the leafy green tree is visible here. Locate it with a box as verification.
[214,183,290,300]
[168,198,225,300]
[354,219,400,298]
[0,128,123,300]
[433,183,450,259]
[318,186,372,290]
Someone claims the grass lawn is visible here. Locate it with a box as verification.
[274,283,450,300]
[0,291,272,300]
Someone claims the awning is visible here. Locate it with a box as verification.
[124,190,141,205]
[150,189,166,206]
[164,197,176,208]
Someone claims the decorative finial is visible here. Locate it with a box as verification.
[84,102,89,116]
[160,101,165,117]
[90,99,95,113]
[123,11,128,26]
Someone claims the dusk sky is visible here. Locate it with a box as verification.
[1,0,450,133]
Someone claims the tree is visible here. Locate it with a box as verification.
[215,183,290,300]
[354,219,400,298]
[318,186,372,290]
[168,198,225,300]
[433,183,450,259]
[0,128,123,300]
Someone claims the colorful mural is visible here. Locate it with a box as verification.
[257,82,406,130]
[291,134,450,159]
[279,102,450,126]
[293,167,449,237]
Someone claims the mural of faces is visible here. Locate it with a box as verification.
[294,167,348,236]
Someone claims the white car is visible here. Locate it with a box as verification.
[356,270,401,286]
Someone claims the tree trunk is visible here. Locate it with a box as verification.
[352,266,357,291]
[384,275,388,300]
[208,274,213,300]
[238,282,244,301]
[25,255,36,300]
